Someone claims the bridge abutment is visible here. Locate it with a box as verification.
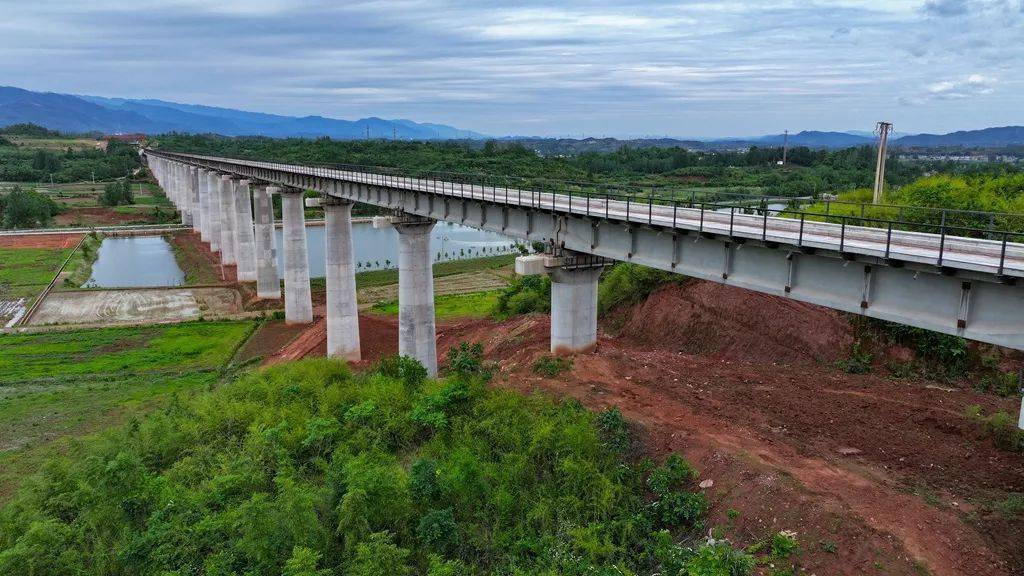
[395,216,438,376]
[324,198,361,361]
[281,187,313,324]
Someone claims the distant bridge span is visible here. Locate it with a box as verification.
[144,150,1024,358]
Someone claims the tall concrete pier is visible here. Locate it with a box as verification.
[218,175,237,265]
[549,266,602,354]
[190,166,202,234]
[253,185,281,299]
[281,188,313,324]
[206,171,222,253]
[198,168,212,243]
[233,179,258,282]
[395,216,438,376]
[324,198,361,360]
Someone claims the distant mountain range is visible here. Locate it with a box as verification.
[0,86,485,140]
[1,85,1023,149]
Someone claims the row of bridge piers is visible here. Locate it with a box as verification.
[148,156,604,376]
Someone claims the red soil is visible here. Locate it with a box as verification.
[253,281,1024,575]
[53,207,155,226]
[616,281,853,364]
[0,233,82,249]
[169,231,237,284]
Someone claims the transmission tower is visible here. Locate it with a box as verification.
[872,122,893,204]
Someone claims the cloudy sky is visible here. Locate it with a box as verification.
[1,0,1021,137]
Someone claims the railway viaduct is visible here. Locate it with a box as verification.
[144,150,1024,380]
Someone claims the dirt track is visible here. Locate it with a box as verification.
[266,282,1023,576]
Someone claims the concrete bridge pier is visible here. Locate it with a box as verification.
[281,187,313,324]
[206,171,222,253]
[324,198,361,361]
[177,163,193,226]
[253,185,281,299]
[515,251,606,355]
[219,175,238,266]
[200,168,215,243]
[190,167,202,235]
[395,215,438,376]
[233,179,258,282]
[549,266,602,354]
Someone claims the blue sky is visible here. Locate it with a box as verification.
[1,0,1021,137]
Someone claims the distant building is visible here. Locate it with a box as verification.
[104,133,146,144]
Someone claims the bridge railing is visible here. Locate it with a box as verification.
[149,150,1024,274]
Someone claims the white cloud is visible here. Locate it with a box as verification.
[926,74,997,98]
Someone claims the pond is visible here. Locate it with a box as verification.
[274,221,519,278]
[84,236,186,288]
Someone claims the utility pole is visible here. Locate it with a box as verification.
[873,121,893,204]
[781,129,789,166]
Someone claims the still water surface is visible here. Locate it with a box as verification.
[85,222,518,287]
[85,236,186,288]
[273,221,518,278]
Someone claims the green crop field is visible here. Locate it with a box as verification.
[0,321,256,498]
[0,247,71,287]
[371,291,500,319]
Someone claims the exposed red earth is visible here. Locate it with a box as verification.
[0,233,83,249]
[245,281,1024,575]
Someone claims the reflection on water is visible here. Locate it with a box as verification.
[274,221,519,278]
[85,236,186,288]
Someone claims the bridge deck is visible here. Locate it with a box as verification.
[168,153,1024,279]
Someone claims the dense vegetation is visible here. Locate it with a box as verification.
[0,138,140,183]
[153,134,927,200]
[0,185,61,229]
[0,356,753,575]
[797,172,1024,234]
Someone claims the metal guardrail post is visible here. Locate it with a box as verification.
[999,232,1009,275]
[938,211,947,267]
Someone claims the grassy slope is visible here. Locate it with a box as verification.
[370,291,500,319]
[0,321,255,498]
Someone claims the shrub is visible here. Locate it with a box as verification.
[444,342,488,378]
[598,263,682,314]
[532,354,573,377]
[966,405,1023,452]
[492,275,550,318]
[596,406,631,454]
[0,358,746,575]
[376,355,428,390]
[837,340,872,374]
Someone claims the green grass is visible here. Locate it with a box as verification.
[371,291,500,319]
[0,321,254,383]
[344,253,515,289]
[0,321,256,499]
[59,232,103,288]
[0,247,71,287]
